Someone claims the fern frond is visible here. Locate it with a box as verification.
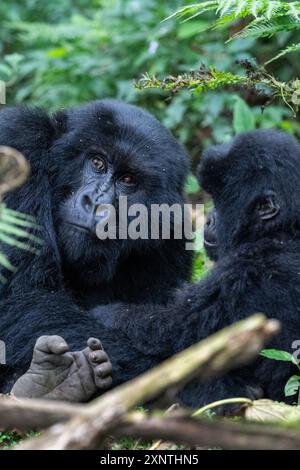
[0,232,40,253]
[3,207,36,222]
[0,222,42,245]
[231,16,300,39]
[0,203,42,278]
[167,1,300,41]
[289,2,300,19]
[266,42,300,63]
[163,2,217,22]
[1,209,40,229]
[0,252,16,272]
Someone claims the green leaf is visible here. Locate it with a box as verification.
[233,97,255,134]
[284,375,300,397]
[47,47,68,59]
[185,173,200,194]
[260,349,294,362]
[192,249,211,281]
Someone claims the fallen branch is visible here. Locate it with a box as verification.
[116,414,300,450]
[0,395,80,431]
[14,314,279,449]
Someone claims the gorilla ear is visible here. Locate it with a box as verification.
[256,193,280,221]
[197,143,231,196]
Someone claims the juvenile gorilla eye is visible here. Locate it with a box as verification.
[91,156,106,172]
[120,174,135,185]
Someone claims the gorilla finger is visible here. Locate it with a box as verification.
[95,362,113,378]
[96,376,113,390]
[89,350,108,364]
[35,335,69,355]
[87,337,103,350]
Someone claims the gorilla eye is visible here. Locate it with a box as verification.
[257,195,280,221]
[120,174,135,185]
[91,156,106,172]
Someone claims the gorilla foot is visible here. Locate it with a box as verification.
[11,335,112,402]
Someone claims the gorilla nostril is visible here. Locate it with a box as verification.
[81,194,94,214]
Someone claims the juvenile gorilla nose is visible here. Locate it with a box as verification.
[206,209,216,229]
[204,209,218,261]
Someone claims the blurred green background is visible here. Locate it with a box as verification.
[1,0,300,166]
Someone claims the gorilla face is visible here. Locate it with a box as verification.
[61,154,137,235]
[204,197,281,262]
[50,100,188,279]
[199,129,300,256]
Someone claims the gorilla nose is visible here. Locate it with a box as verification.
[206,209,216,229]
[204,209,217,248]
[81,194,95,214]
[80,192,114,222]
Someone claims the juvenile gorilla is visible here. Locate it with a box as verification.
[0,100,192,399]
[92,129,300,406]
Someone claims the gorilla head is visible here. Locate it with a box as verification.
[50,100,189,281]
[199,130,300,258]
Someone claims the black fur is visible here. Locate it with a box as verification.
[94,129,300,406]
[0,100,192,391]
[3,118,299,406]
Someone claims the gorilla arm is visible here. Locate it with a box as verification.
[90,263,261,407]
[2,262,274,406]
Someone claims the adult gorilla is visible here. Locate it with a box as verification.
[0,100,192,400]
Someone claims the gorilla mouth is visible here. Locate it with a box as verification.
[204,237,217,247]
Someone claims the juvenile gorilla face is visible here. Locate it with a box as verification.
[50,100,188,279]
[199,130,300,255]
